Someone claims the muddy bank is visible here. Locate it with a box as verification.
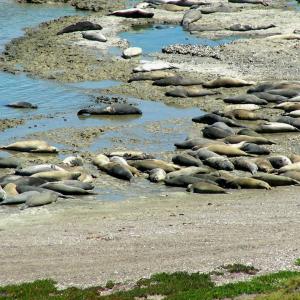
[0,188,299,287]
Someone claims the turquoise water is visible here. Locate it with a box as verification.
[120,25,240,53]
[0,0,86,51]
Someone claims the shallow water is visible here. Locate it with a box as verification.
[0,0,205,202]
[0,0,86,51]
[120,25,240,54]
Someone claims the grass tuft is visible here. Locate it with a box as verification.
[221,263,260,275]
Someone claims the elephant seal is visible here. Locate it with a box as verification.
[224,109,269,121]
[202,122,235,139]
[0,140,58,153]
[281,171,300,182]
[290,154,300,163]
[3,183,18,196]
[63,156,84,167]
[110,156,128,165]
[105,151,154,160]
[200,4,232,14]
[165,175,215,187]
[192,113,242,127]
[40,182,95,195]
[230,177,271,189]
[14,177,47,187]
[252,173,299,186]
[204,157,234,171]
[255,122,299,133]
[109,8,154,18]
[205,144,251,157]
[278,162,300,173]
[248,82,300,93]
[16,164,65,176]
[31,171,81,182]
[166,166,210,179]
[128,71,176,82]
[0,186,7,201]
[134,61,176,72]
[203,77,255,88]
[228,0,269,6]
[172,154,203,167]
[58,180,94,190]
[22,192,58,209]
[181,9,202,28]
[274,102,300,112]
[93,154,110,169]
[227,24,275,31]
[223,95,268,105]
[187,182,227,194]
[285,110,300,117]
[231,157,258,174]
[0,175,21,186]
[128,159,180,173]
[187,148,221,160]
[166,86,218,98]
[16,185,70,199]
[0,157,22,168]
[268,156,292,169]
[149,168,167,182]
[237,128,262,137]
[78,104,142,116]
[253,158,274,173]
[57,21,102,35]
[122,47,142,59]
[82,31,107,42]
[240,143,270,155]
[175,138,221,149]
[6,101,37,109]
[153,76,203,86]
[0,191,40,205]
[268,89,300,98]
[223,135,274,145]
[224,104,261,112]
[102,162,134,181]
[253,92,287,103]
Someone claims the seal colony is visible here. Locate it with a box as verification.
[0,0,299,208]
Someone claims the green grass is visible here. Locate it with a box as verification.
[295,258,300,266]
[221,263,260,275]
[0,270,300,300]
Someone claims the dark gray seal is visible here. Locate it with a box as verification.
[202,122,235,139]
[227,24,275,31]
[187,182,227,194]
[192,113,242,127]
[240,143,270,155]
[253,92,287,103]
[103,163,134,181]
[204,157,234,171]
[0,157,22,169]
[231,157,258,174]
[57,21,102,35]
[78,104,142,115]
[277,116,300,129]
[172,154,203,167]
[252,173,299,186]
[109,8,154,18]
[153,76,203,86]
[165,175,214,187]
[6,101,38,109]
[223,94,268,105]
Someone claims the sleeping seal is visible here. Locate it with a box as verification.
[192,113,242,127]
[252,173,299,186]
[22,192,58,209]
[172,154,203,167]
[82,32,107,42]
[6,101,38,109]
[268,155,292,169]
[255,122,299,133]
[229,177,271,189]
[128,159,180,173]
[205,144,251,157]
[109,8,154,18]
[223,135,274,145]
[165,175,215,187]
[31,171,81,181]
[187,182,227,194]
[203,77,255,88]
[78,104,142,115]
[0,191,40,205]
[128,71,176,82]
[0,157,22,168]
[153,76,203,86]
[166,86,218,98]
[223,95,268,105]
[40,182,95,195]
[0,140,58,153]
[16,164,65,176]
[102,162,134,181]
[240,143,270,155]
[204,157,234,171]
[231,157,258,174]
[149,168,167,182]
[202,122,235,139]
[57,21,102,35]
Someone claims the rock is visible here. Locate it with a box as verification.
[122,47,142,59]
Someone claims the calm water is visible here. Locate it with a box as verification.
[120,25,240,54]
